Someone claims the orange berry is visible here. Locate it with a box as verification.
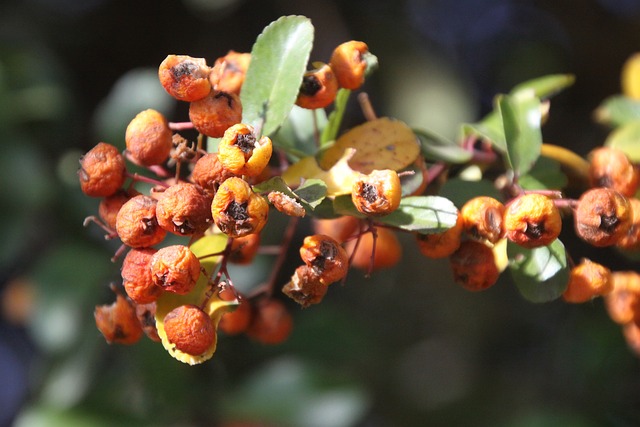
[116,195,167,248]
[589,147,640,197]
[300,234,350,285]
[416,211,464,259]
[94,289,143,345]
[78,142,126,198]
[158,55,211,102]
[189,90,242,138]
[345,227,402,271]
[329,41,369,90]
[217,123,273,177]
[155,182,213,236]
[135,302,160,342]
[562,258,612,303]
[312,216,360,243]
[218,295,252,336]
[246,299,293,345]
[99,189,139,231]
[503,193,562,248]
[211,177,269,238]
[149,245,201,295]
[121,248,163,304]
[125,109,173,167]
[190,153,235,196]
[605,271,640,324]
[295,63,339,109]
[449,240,500,291]
[351,169,402,216]
[575,188,632,247]
[616,197,640,251]
[163,304,216,356]
[209,50,251,95]
[228,233,261,265]
[460,196,505,244]
[282,265,328,308]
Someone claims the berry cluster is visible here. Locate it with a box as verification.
[81,16,640,364]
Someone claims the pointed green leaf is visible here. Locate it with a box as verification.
[507,239,569,303]
[462,112,506,151]
[594,95,640,128]
[510,74,575,99]
[320,88,351,146]
[605,119,640,162]
[241,16,314,137]
[414,128,472,164]
[379,196,458,233]
[518,156,568,190]
[498,93,543,176]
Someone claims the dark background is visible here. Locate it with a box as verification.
[1,0,640,426]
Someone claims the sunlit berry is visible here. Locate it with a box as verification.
[574,188,632,247]
[158,55,211,102]
[156,182,213,236]
[94,289,143,345]
[589,147,639,197]
[121,248,163,304]
[416,211,464,259]
[282,265,328,308]
[329,40,369,90]
[189,90,242,138]
[150,245,201,295]
[217,123,273,177]
[449,240,500,291]
[562,258,612,303]
[503,193,562,248]
[300,234,349,285]
[351,169,402,216]
[189,153,235,195]
[460,196,505,244]
[78,142,126,198]
[295,63,339,109]
[345,227,402,271]
[125,109,173,167]
[616,197,640,251]
[116,195,167,248]
[246,299,293,345]
[211,177,269,238]
[209,50,251,95]
[163,304,216,356]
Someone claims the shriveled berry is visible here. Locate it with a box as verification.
[99,189,139,231]
[351,169,402,216]
[312,216,360,244]
[79,142,126,197]
[503,193,562,248]
[605,271,640,324]
[300,234,349,285]
[125,109,173,167]
[623,322,640,357]
[345,227,402,271]
[163,304,216,356]
[158,55,211,102]
[228,233,261,265]
[218,291,252,335]
[209,50,251,95]
[246,299,293,345]
[329,40,369,90]
[217,123,273,177]
[135,302,160,342]
[562,258,612,303]
[460,196,505,244]
[282,265,328,308]
[589,147,640,197]
[94,290,143,345]
[116,195,167,248]
[268,191,306,217]
[211,177,269,238]
[296,63,339,110]
[617,197,640,251]
[190,153,235,195]
[449,240,500,291]
[150,245,201,295]
[189,90,242,138]
[574,188,632,247]
[416,211,464,259]
[121,248,163,304]
[156,182,213,236]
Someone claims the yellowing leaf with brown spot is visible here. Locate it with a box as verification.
[282,148,360,196]
[319,117,421,174]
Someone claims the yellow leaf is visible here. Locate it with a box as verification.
[622,53,640,100]
[319,117,420,174]
[282,148,360,196]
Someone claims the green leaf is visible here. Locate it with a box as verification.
[461,113,506,151]
[498,93,543,176]
[510,74,575,99]
[507,239,569,303]
[378,196,458,233]
[272,105,326,160]
[518,156,568,190]
[594,95,640,128]
[320,88,351,146]
[439,178,502,208]
[605,119,640,162]
[241,16,314,137]
[253,176,326,213]
[414,128,472,164]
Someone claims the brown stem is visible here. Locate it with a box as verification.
[169,121,195,131]
[126,172,170,188]
[358,92,378,121]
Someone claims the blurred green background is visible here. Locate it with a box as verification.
[1,0,640,426]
